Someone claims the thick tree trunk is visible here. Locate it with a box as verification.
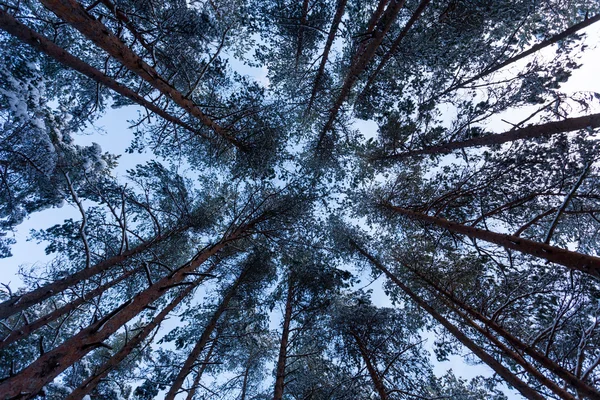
[350,240,546,400]
[437,14,600,98]
[39,0,248,151]
[412,269,600,399]
[360,0,431,98]
[0,264,143,349]
[184,334,219,400]
[374,112,600,160]
[273,275,294,400]
[0,224,189,321]
[306,0,348,115]
[0,221,253,399]
[165,265,251,400]
[317,0,405,150]
[351,331,388,400]
[64,268,216,400]
[0,10,213,144]
[383,204,600,277]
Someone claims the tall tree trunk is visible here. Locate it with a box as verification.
[0,220,254,399]
[39,0,249,152]
[0,223,189,321]
[436,14,600,98]
[239,362,251,400]
[64,266,217,400]
[372,112,600,160]
[350,240,546,400]
[295,0,310,70]
[317,0,405,150]
[273,275,294,400]
[306,0,348,115]
[382,204,600,277]
[165,265,252,400]
[360,0,431,98]
[411,268,600,399]
[350,330,388,400]
[0,10,214,145]
[184,334,219,400]
[1,264,143,349]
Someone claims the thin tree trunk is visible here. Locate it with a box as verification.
[0,10,214,144]
[295,0,310,70]
[306,0,348,115]
[436,14,600,98]
[0,264,143,349]
[165,265,251,400]
[411,268,600,399]
[39,0,249,151]
[273,275,294,400]
[350,331,388,400]
[360,0,431,98]
[350,240,546,400]
[372,112,600,160]
[0,220,253,399]
[64,268,217,400]
[184,334,219,400]
[382,204,600,277]
[317,0,405,150]
[239,362,251,400]
[0,223,189,321]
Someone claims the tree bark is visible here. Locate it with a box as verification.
[411,268,600,399]
[317,0,405,150]
[0,264,143,349]
[373,112,600,160]
[64,268,216,400]
[0,10,214,144]
[0,224,189,321]
[184,337,218,400]
[350,330,388,400]
[273,275,294,400]
[306,0,348,115]
[350,240,546,400]
[383,204,600,277]
[39,0,249,152]
[165,265,252,400]
[295,0,310,70]
[0,220,253,400]
[360,0,431,98]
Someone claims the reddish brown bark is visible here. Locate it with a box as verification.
[306,0,348,115]
[273,275,294,400]
[317,0,405,150]
[412,269,600,399]
[0,265,142,349]
[383,204,600,277]
[0,221,253,399]
[64,269,216,400]
[350,241,546,400]
[39,0,248,151]
[437,14,600,98]
[165,265,252,400]
[360,0,431,98]
[373,112,600,160]
[0,224,188,321]
[351,330,388,400]
[0,10,213,144]
[184,336,218,400]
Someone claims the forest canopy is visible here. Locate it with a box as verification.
[1,0,600,399]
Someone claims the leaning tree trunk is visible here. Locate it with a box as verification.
[64,266,218,400]
[382,204,600,277]
[350,330,389,400]
[165,265,252,400]
[184,337,219,400]
[0,220,255,399]
[373,112,600,160]
[273,275,294,400]
[39,0,248,151]
[350,240,548,400]
[0,221,189,321]
[411,268,600,399]
[0,10,214,145]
